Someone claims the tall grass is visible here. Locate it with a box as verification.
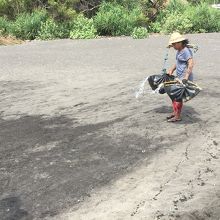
[10,10,48,40]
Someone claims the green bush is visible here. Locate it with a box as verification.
[37,19,64,40]
[58,22,72,38]
[1,0,219,40]
[0,0,28,19]
[0,0,80,20]
[149,21,162,33]
[0,17,10,36]
[165,0,188,13]
[154,0,188,33]
[9,10,48,40]
[156,1,220,34]
[69,15,97,39]
[94,2,147,36]
[188,0,220,4]
[186,2,220,33]
[161,12,193,34]
[131,27,149,39]
[47,0,79,21]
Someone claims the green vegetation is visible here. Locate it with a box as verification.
[154,1,220,34]
[37,19,63,40]
[9,10,48,40]
[70,15,97,39]
[131,27,149,39]
[0,16,9,35]
[93,2,147,36]
[0,0,219,41]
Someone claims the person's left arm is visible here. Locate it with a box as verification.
[184,58,194,80]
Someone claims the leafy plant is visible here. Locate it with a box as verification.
[0,16,10,36]
[0,0,80,21]
[155,1,220,34]
[149,21,162,33]
[165,0,188,13]
[94,2,147,36]
[47,0,79,21]
[9,10,48,40]
[0,0,28,19]
[161,12,193,34]
[69,15,97,39]
[188,0,220,4]
[58,22,72,38]
[186,2,220,33]
[131,27,149,39]
[37,19,63,40]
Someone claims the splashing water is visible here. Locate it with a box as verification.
[135,77,164,99]
[135,77,148,98]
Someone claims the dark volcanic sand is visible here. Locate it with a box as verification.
[0,33,220,220]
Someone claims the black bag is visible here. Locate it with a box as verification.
[148,74,175,91]
[164,80,202,102]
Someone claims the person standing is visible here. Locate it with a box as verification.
[167,32,194,122]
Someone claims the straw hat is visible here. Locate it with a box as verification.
[167,32,187,48]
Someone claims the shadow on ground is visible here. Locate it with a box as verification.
[152,105,201,124]
[0,196,32,220]
[0,114,159,219]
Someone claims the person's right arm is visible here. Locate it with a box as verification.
[168,64,176,75]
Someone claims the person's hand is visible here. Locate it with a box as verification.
[167,69,173,76]
[175,78,183,84]
[182,79,188,84]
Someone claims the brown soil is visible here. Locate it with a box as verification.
[0,36,23,46]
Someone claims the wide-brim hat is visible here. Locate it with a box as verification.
[167,32,187,48]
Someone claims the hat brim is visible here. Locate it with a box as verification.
[167,37,187,48]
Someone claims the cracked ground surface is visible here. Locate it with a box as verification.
[0,33,220,220]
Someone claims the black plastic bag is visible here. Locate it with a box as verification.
[164,80,202,102]
[148,74,175,91]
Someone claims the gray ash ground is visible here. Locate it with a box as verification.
[0,33,220,219]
